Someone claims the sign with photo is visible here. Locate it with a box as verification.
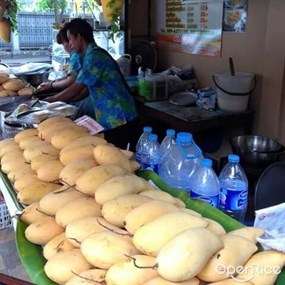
[156,0,224,57]
[223,0,248,32]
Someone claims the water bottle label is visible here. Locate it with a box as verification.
[219,188,248,211]
[190,191,219,208]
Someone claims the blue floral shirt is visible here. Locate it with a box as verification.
[76,43,137,130]
[67,51,84,75]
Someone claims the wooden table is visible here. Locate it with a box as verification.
[138,100,254,135]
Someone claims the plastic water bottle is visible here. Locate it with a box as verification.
[190,158,220,208]
[160,129,176,162]
[158,132,202,193]
[135,126,152,165]
[141,134,161,173]
[219,154,248,223]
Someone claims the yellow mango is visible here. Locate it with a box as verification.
[65,269,106,285]
[1,150,24,165]
[101,194,151,227]
[30,152,59,171]
[204,217,227,236]
[2,78,25,91]
[143,276,200,285]
[236,250,285,285]
[81,230,139,269]
[75,165,126,196]
[59,144,96,165]
[20,202,49,225]
[13,175,39,192]
[55,196,102,227]
[1,157,28,174]
[60,135,107,154]
[17,181,61,205]
[65,216,128,247]
[59,158,97,186]
[43,233,75,260]
[105,254,158,285]
[7,164,35,182]
[139,189,177,205]
[44,249,92,285]
[19,135,44,150]
[133,212,208,256]
[36,159,64,182]
[50,125,90,149]
[198,235,258,282]
[156,228,223,282]
[124,200,180,234]
[39,186,84,216]
[93,144,132,172]
[14,128,38,144]
[25,216,64,245]
[227,226,265,243]
[95,174,148,205]
[23,142,60,162]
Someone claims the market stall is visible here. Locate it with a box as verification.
[0,115,284,284]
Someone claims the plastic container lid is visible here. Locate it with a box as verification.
[149,134,158,142]
[228,154,240,163]
[201,158,212,168]
[143,126,152,133]
[177,132,193,143]
[166,129,175,137]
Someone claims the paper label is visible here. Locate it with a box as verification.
[75,115,104,135]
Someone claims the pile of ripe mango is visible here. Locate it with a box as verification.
[0,71,34,97]
[0,116,284,285]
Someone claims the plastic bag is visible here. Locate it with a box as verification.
[254,202,285,252]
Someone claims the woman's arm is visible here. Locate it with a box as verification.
[51,74,76,90]
[44,82,86,103]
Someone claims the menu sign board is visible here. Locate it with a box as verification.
[156,0,224,57]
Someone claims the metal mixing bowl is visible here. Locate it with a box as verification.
[230,135,284,168]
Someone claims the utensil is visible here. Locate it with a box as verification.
[229,57,235,76]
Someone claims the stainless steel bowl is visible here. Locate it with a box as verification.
[230,135,284,168]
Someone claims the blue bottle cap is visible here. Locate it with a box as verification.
[228,154,240,163]
[166,129,175,137]
[149,134,158,142]
[176,132,193,143]
[201,158,212,168]
[143,126,152,133]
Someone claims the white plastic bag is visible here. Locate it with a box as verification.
[254,202,285,252]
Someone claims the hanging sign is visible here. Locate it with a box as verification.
[156,0,224,57]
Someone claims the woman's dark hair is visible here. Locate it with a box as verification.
[65,18,94,43]
[56,26,68,45]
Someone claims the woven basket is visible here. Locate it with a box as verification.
[0,202,12,230]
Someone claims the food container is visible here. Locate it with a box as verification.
[230,135,284,168]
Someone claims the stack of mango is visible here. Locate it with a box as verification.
[0,116,284,285]
[0,71,34,97]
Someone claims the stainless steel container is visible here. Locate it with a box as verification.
[230,135,284,168]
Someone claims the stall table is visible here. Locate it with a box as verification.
[138,100,254,135]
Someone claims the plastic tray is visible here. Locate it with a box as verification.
[3,169,284,285]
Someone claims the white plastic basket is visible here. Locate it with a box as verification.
[0,202,12,230]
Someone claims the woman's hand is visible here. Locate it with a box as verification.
[37,81,53,92]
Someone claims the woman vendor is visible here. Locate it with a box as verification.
[44,18,139,150]
[38,25,95,119]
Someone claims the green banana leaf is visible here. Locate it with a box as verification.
[11,169,285,284]
[16,220,57,285]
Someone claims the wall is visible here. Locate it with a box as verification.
[130,0,285,145]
